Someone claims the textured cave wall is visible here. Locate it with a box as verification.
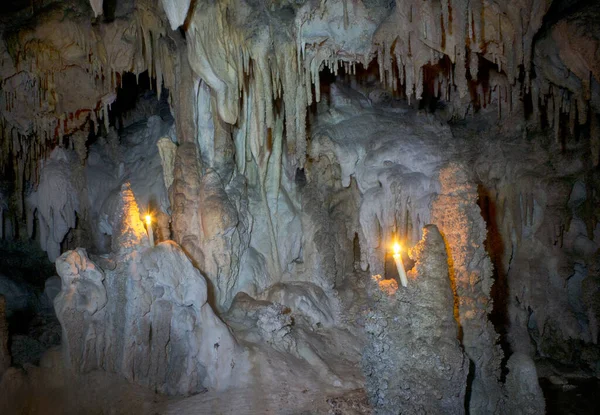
[55,184,242,395]
[470,119,600,376]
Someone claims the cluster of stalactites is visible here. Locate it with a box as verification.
[0,0,177,186]
[186,0,378,169]
[370,0,598,163]
[183,0,597,170]
[372,0,549,104]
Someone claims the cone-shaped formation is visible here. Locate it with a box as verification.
[432,163,504,413]
[111,182,149,255]
[363,224,468,414]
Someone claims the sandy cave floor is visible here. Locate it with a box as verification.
[1,344,368,415]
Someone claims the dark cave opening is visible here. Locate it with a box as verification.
[102,0,117,22]
[0,238,58,367]
[477,183,512,382]
[353,232,361,270]
[105,70,173,135]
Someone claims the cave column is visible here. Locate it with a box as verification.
[431,163,504,414]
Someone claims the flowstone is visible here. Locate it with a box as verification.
[362,225,468,414]
[54,184,243,395]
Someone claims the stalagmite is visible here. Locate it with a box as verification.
[363,225,468,413]
[432,164,504,413]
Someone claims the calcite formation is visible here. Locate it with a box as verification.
[431,163,504,414]
[363,225,468,414]
[503,353,546,415]
[1,0,597,216]
[54,186,241,395]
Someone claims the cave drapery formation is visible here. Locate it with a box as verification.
[0,0,598,413]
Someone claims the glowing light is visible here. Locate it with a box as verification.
[392,240,408,288]
[145,214,154,246]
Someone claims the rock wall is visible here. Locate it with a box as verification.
[363,225,468,414]
[0,295,10,379]
[503,353,546,415]
[55,185,243,395]
[473,127,600,377]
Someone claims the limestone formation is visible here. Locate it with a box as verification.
[55,188,242,395]
[157,136,177,191]
[27,148,80,261]
[431,164,504,414]
[363,225,468,414]
[503,353,546,415]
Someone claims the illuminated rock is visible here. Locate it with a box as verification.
[432,164,504,413]
[363,225,468,414]
[54,187,243,395]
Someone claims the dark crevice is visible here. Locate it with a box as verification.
[102,0,117,22]
[464,359,475,414]
[477,183,512,382]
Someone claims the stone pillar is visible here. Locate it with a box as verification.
[503,353,545,415]
[363,225,468,414]
[431,163,504,414]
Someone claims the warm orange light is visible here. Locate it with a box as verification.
[393,242,401,256]
[145,215,152,226]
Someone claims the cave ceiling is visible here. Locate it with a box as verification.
[0,0,598,175]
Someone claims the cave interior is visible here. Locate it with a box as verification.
[0,0,599,414]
